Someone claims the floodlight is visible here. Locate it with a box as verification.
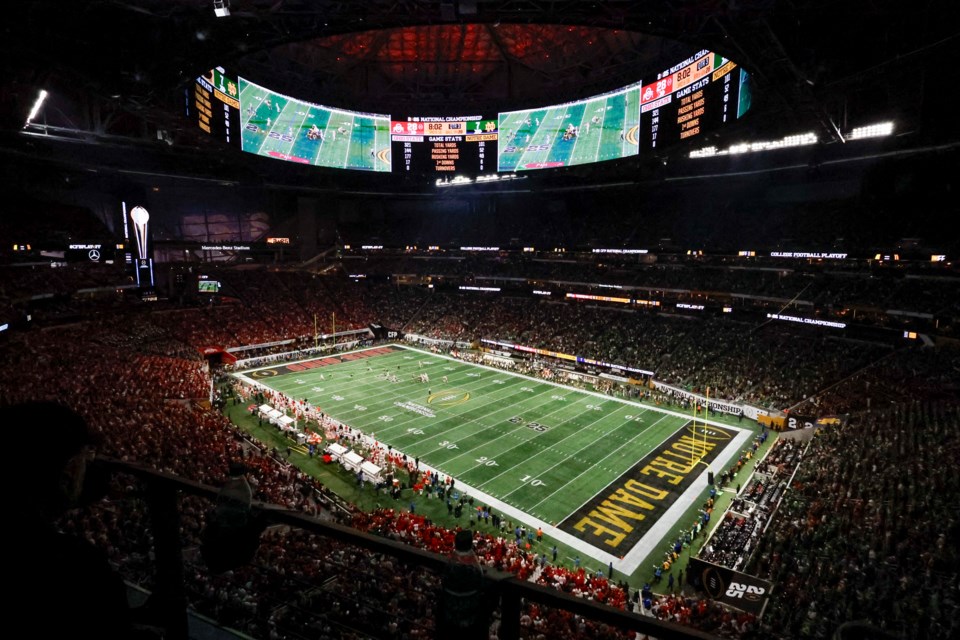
[25,89,48,126]
[848,122,894,140]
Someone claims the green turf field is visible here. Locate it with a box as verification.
[497,84,641,171]
[237,344,752,568]
[238,77,391,171]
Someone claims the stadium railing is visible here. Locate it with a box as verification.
[98,457,722,640]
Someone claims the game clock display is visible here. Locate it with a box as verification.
[391,116,498,174]
[639,52,752,151]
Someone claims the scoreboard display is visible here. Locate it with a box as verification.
[186,67,240,145]
[640,51,751,150]
[391,116,498,173]
[188,49,751,175]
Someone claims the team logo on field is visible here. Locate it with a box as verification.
[427,389,471,407]
[686,423,732,441]
[250,369,278,378]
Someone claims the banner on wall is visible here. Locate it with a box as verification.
[784,413,817,430]
[651,381,743,416]
[687,557,772,615]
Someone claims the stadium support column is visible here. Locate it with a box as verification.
[297,197,319,261]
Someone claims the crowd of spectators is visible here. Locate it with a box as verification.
[157,269,373,348]
[343,252,959,318]
[2,255,958,639]
[748,401,960,639]
[696,437,803,572]
[0,262,130,304]
[789,346,960,415]
[0,307,749,639]
[385,288,893,409]
[187,525,440,640]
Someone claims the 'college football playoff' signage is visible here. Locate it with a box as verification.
[687,557,772,615]
[369,323,402,341]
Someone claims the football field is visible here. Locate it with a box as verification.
[237,344,752,569]
[238,77,391,171]
[498,84,640,171]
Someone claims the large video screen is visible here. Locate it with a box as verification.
[639,51,751,150]
[238,77,391,172]
[391,115,498,173]
[198,277,221,294]
[497,84,641,172]
[188,48,750,175]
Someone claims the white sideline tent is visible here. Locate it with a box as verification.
[342,451,364,472]
[360,460,382,484]
[276,416,307,444]
[326,443,348,460]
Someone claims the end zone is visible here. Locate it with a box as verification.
[559,423,737,553]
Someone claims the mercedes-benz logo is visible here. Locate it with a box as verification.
[88,249,101,261]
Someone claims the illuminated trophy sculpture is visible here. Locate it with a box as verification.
[129,205,155,287]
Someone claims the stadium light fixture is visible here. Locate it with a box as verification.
[213,0,230,18]
[847,122,894,140]
[435,173,523,188]
[689,122,892,158]
[689,132,817,158]
[24,89,48,127]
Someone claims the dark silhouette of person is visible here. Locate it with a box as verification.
[437,529,490,639]
[5,401,134,639]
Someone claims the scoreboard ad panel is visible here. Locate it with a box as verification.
[640,51,751,151]
[390,116,498,174]
[187,67,240,146]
